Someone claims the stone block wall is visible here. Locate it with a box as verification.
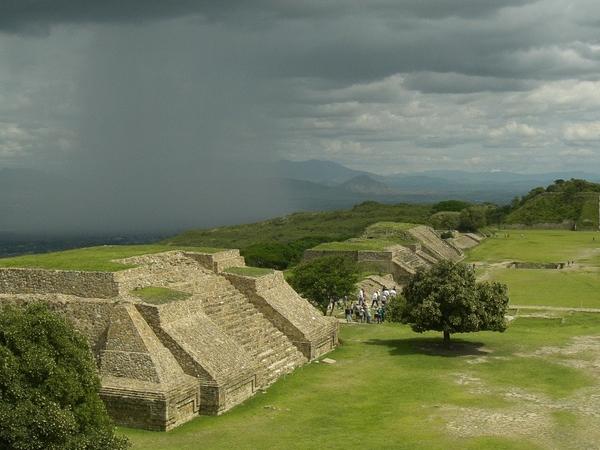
[184,250,246,273]
[0,268,119,298]
[100,377,200,431]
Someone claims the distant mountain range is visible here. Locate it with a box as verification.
[269,159,600,206]
[1,160,600,240]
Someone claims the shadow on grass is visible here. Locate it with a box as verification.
[366,337,490,357]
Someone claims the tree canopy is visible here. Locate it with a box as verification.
[289,256,359,314]
[0,303,128,450]
[399,261,509,345]
[458,205,488,232]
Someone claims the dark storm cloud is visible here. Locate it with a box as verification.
[0,0,537,33]
[2,0,600,234]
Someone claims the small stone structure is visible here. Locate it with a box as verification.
[0,250,338,431]
[304,224,474,283]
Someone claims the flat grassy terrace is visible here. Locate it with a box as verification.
[486,269,600,309]
[468,229,600,309]
[0,245,222,272]
[131,287,192,305]
[466,230,600,266]
[312,238,398,251]
[123,314,600,449]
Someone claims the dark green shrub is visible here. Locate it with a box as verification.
[432,200,471,213]
[385,294,406,323]
[430,211,460,230]
[289,256,359,314]
[0,304,129,450]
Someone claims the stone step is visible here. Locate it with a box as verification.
[195,276,307,389]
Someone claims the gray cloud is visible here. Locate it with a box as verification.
[0,0,538,34]
[2,0,600,233]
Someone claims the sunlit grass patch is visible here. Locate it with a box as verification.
[0,244,222,271]
[131,286,191,304]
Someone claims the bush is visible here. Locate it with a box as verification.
[289,256,359,314]
[458,206,488,232]
[432,200,471,213]
[430,211,461,230]
[0,304,129,450]
[385,294,406,323]
[242,237,333,270]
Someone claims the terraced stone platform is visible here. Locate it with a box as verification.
[304,223,480,284]
[0,250,338,431]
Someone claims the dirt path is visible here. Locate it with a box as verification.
[437,335,600,448]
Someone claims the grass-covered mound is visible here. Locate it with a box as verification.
[0,244,222,272]
[506,192,599,228]
[122,314,600,449]
[312,222,418,252]
[131,287,192,304]
[506,179,600,229]
[164,202,431,269]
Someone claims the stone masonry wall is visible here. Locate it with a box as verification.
[0,268,118,298]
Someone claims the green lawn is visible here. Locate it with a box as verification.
[0,245,222,272]
[131,287,192,305]
[123,315,600,449]
[486,269,600,308]
[467,230,600,266]
[467,229,600,308]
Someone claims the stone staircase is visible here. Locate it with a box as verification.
[407,225,463,261]
[198,277,307,388]
[358,274,396,300]
[393,246,432,272]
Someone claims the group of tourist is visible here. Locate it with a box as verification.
[344,286,398,324]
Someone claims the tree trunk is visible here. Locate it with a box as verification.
[443,330,451,347]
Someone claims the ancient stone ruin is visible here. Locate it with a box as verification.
[0,250,338,431]
[305,224,480,284]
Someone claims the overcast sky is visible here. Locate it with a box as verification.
[1,0,600,177]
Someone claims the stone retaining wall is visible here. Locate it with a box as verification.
[0,268,119,298]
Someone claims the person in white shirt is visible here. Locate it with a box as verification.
[371,291,379,307]
[358,288,365,305]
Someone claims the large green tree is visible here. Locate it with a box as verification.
[458,206,488,232]
[400,261,509,345]
[289,256,359,314]
[0,303,129,450]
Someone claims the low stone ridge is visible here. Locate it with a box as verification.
[0,250,338,431]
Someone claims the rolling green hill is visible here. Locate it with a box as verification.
[505,179,600,229]
[164,202,432,269]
